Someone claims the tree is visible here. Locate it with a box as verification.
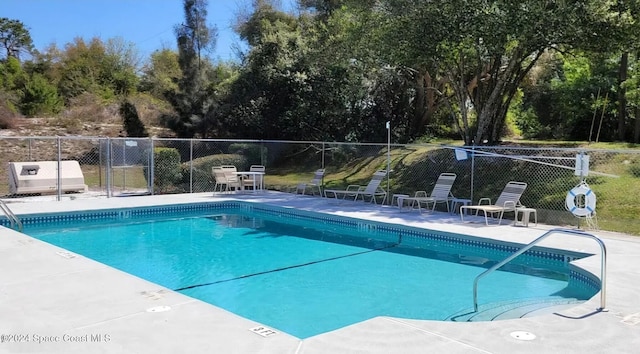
[103,37,141,96]
[119,100,148,137]
[164,0,219,137]
[0,18,33,60]
[226,2,308,139]
[223,1,392,142]
[176,0,217,70]
[0,56,25,91]
[51,37,139,102]
[465,0,640,144]
[623,53,640,143]
[19,73,63,116]
[139,49,181,100]
[367,0,640,145]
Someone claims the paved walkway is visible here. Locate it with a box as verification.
[1,192,638,353]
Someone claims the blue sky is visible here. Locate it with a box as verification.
[3,0,295,62]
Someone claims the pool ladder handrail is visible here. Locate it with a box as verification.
[473,228,606,312]
[0,199,23,232]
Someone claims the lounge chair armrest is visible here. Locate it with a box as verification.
[414,191,427,198]
[345,185,361,192]
[478,197,492,205]
[502,201,517,209]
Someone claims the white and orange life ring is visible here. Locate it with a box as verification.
[566,184,596,217]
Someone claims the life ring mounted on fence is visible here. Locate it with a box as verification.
[566,183,596,217]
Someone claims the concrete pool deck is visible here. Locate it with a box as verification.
[0,191,639,353]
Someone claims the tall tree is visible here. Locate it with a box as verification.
[0,18,33,60]
[227,1,306,139]
[164,0,219,137]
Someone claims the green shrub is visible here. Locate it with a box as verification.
[19,73,63,116]
[152,147,182,193]
[229,143,266,165]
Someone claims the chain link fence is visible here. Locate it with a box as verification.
[1,136,639,235]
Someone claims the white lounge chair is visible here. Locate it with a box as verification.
[296,169,325,196]
[460,181,528,225]
[404,173,457,213]
[324,170,387,204]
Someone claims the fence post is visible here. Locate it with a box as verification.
[386,121,391,205]
[189,139,194,194]
[470,144,475,203]
[98,138,102,189]
[106,138,112,198]
[150,138,155,195]
[56,137,62,201]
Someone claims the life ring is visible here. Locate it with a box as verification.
[566,184,596,217]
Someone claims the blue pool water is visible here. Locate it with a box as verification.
[23,205,597,339]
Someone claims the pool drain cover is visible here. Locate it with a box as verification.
[510,331,536,341]
[146,306,171,313]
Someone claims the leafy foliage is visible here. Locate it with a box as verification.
[139,49,181,100]
[119,100,148,137]
[0,17,33,60]
[162,0,221,138]
[50,37,139,102]
[2,3,640,144]
[19,73,62,116]
[151,147,182,193]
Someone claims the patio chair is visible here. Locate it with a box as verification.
[242,165,265,190]
[296,169,325,196]
[212,166,228,193]
[460,181,528,225]
[404,173,457,213]
[213,165,241,192]
[324,170,387,204]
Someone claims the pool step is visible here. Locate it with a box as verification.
[447,297,583,322]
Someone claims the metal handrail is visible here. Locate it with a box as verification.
[473,228,606,312]
[0,199,23,232]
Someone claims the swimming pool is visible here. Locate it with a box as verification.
[17,201,599,339]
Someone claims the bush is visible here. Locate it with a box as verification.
[0,90,19,128]
[151,147,182,193]
[229,143,266,165]
[20,73,63,117]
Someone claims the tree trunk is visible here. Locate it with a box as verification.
[618,52,628,141]
[411,70,442,139]
[412,72,426,137]
[634,105,640,143]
